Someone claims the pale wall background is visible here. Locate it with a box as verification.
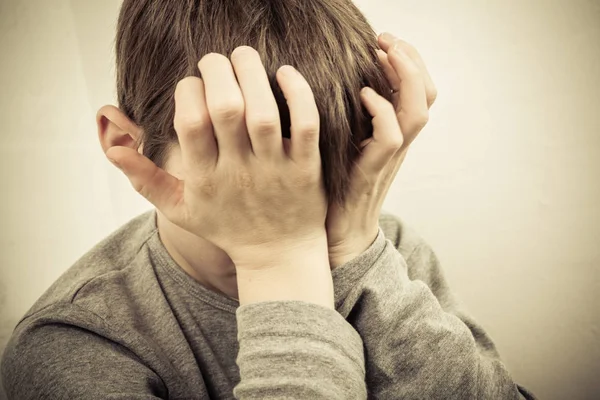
[1,0,598,399]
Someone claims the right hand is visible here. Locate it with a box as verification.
[105,46,327,271]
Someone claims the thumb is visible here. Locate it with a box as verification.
[106,146,183,215]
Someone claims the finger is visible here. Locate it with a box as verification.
[378,33,437,108]
[276,65,320,164]
[231,46,283,160]
[106,146,184,217]
[376,49,400,107]
[198,53,251,160]
[174,76,218,170]
[386,45,429,147]
[356,87,403,174]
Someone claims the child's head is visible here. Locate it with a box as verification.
[115,0,392,206]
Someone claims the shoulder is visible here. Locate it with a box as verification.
[0,301,166,400]
[2,210,167,398]
[19,209,159,323]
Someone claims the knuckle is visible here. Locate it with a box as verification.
[295,122,319,138]
[198,178,217,197]
[132,180,145,196]
[175,116,209,135]
[387,135,404,150]
[212,100,245,121]
[412,111,429,130]
[236,171,255,189]
[428,88,438,105]
[132,168,160,200]
[292,126,319,144]
[187,174,217,198]
[248,114,279,132]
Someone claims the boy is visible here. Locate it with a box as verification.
[1,0,535,399]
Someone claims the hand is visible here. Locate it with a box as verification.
[326,33,438,268]
[106,46,328,273]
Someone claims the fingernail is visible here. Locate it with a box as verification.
[280,65,300,78]
[380,32,396,42]
[361,87,375,98]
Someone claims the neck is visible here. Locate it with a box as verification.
[156,210,239,300]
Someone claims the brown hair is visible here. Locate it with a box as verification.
[115,0,392,206]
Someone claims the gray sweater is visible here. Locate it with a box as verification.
[0,209,536,399]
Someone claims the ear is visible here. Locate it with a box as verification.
[96,105,143,156]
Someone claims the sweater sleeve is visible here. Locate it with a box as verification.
[0,303,167,400]
[330,215,537,400]
[234,301,367,400]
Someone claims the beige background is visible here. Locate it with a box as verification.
[1,0,599,399]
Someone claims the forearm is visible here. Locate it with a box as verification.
[233,236,367,399]
[332,229,527,399]
[353,274,521,399]
[234,301,366,399]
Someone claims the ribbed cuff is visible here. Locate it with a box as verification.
[331,227,388,308]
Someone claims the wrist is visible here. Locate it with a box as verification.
[235,234,334,309]
[328,228,379,269]
[232,232,327,268]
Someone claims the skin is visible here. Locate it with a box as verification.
[96,32,437,306]
[327,33,438,266]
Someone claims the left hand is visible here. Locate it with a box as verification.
[326,33,438,268]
